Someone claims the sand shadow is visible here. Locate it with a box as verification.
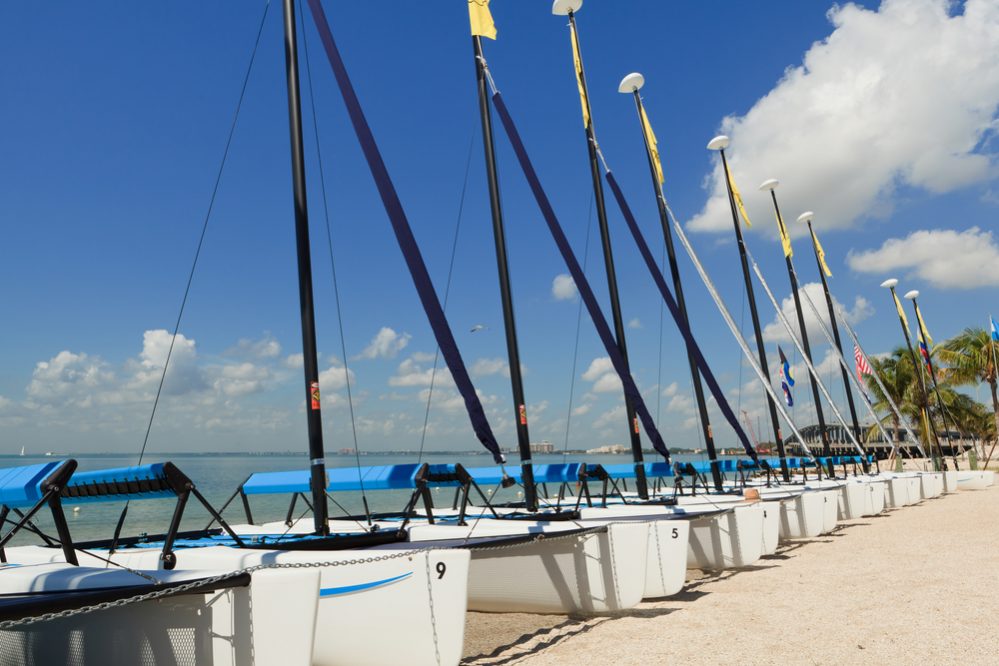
[461,616,609,665]
[461,603,684,664]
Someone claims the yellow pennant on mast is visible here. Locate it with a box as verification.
[810,229,832,277]
[724,166,752,228]
[468,0,497,40]
[569,23,590,129]
[775,211,793,258]
[639,104,664,185]
[891,290,911,334]
[914,303,933,345]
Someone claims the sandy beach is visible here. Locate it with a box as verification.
[462,483,999,665]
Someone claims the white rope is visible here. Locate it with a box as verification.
[745,248,866,458]
[836,303,927,457]
[660,201,817,463]
[792,265,899,457]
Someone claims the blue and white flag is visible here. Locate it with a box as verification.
[778,346,794,407]
[991,315,999,342]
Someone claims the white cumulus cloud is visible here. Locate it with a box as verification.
[471,357,510,377]
[689,0,999,236]
[762,282,873,343]
[582,357,622,394]
[26,351,114,406]
[355,327,411,360]
[551,274,578,301]
[389,355,453,388]
[318,360,356,392]
[847,226,999,288]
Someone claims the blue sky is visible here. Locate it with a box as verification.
[1,0,997,457]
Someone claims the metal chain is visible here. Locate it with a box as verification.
[0,525,611,630]
[423,551,442,666]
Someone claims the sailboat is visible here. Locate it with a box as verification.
[229,0,651,615]
[0,460,321,665]
[5,2,472,664]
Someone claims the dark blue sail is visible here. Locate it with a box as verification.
[306,0,504,463]
[603,171,758,461]
[490,92,670,461]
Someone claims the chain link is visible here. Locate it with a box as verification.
[0,525,612,631]
[423,551,442,666]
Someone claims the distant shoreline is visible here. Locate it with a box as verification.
[1,449,713,459]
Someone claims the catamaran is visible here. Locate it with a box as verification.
[0,460,321,666]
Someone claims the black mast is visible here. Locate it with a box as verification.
[281,0,328,534]
[883,280,943,470]
[562,9,648,499]
[714,142,790,481]
[473,36,537,511]
[908,293,956,468]
[626,85,723,491]
[763,184,834,476]
[803,215,867,472]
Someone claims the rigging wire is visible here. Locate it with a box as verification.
[560,191,595,461]
[298,2,369,522]
[417,131,476,463]
[654,237,666,433]
[135,0,271,468]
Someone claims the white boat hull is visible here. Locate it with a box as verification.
[573,504,690,599]
[778,490,833,539]
[919,472,944,499]
[0,563,319,666]
[861,480,887,516]
[6,544,469,666]
[957,470,995,490]
[686,502,765,570]
[760,501,781,554]
[458,522,648,613]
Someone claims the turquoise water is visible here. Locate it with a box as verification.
[4,451,733,546]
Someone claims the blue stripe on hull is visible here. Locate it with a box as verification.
[319,571,412,598]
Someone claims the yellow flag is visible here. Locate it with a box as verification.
[725,166,752,228]
[468,0,497,40]
[892,290,910,334]
[811,229,832,277]
[775,211,793,258]
[569,23,590,129]
[639,105,664,185]
[914,303,933,345]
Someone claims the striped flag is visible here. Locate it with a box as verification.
[854,345,873,382]
[917,330,932,373]
[778,346,794,407]
[991,315,999,342]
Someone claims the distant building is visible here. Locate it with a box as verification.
[586,444,629,455]
[529,440,555,454]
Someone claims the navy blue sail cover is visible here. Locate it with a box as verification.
[306,0,504,464]
[603,172,758,461]
[489,91,670,461]
[0,461,68,509]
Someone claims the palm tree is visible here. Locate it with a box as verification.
[863,346,976,460]
[938,327,999,447]
[863,348,922,453]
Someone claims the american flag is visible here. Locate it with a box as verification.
[854,345,873,382]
